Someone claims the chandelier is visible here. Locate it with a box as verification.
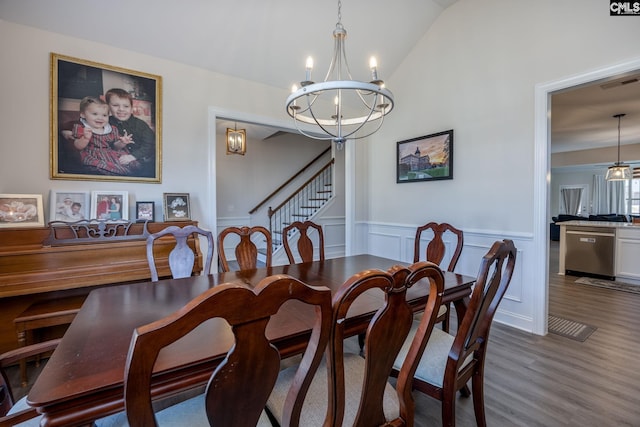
[226,123,246,155]
[285,0,394,148]
[605,113,631,181]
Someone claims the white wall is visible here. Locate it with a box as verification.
[0,20,291,232]
[215,130,330,223]
[4,2,640,333]
[358,0,640,333]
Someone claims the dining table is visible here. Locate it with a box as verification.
[27,254,475,427]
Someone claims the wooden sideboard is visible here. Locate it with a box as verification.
[0,221,204,353]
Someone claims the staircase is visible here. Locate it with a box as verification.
[267,159,334,253]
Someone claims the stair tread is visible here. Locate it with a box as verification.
[267,162,333,251]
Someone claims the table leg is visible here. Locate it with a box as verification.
[452,297,469,328]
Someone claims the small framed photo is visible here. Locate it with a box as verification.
[136,201,155,222]
[397,129,453,183]
[0,194,45,228]
[163,193,190,221]
[49,190,90,222]
[90,191,129,221]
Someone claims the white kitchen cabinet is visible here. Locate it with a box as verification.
[616,227,640,282]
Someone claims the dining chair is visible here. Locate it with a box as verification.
[217,226,272,272]
[146,224,214,282]
[282,220,325,264]
[266,262,445,427]
[0,338,61,427]
[392,239,517,427]
[414,222,464,332]
[97,275,332,427]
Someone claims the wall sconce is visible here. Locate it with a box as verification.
[226,124,246,155]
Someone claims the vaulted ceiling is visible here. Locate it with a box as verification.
[2,0,638,155]
[551,72,640,158]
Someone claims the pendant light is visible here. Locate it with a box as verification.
[226,123,246,156]
[605,113,631,181]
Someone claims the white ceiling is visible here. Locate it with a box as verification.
[0,0,458,92]
[551,72,640,156]
[2,0,638,153]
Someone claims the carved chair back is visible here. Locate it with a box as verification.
[413,222,464,271]
[217,226,272,272]
[403,239,517,427]
[282,220,325,264]
[124,276,332,427]
[146,225,214,282]
[330,263,444,427]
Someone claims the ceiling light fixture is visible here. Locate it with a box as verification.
[226,123,246,156]
[605,113,631,181]
[285,0,394,149]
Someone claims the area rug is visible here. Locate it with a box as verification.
[548,315,596,342]
[575,277,640,295]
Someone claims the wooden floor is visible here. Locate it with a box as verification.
[9,241,640,426]
[406,241,640,427]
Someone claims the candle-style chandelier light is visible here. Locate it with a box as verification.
[285,0,394,148]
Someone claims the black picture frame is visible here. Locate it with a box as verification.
[136,201,155,222]
[397,130,453,183]
[163,193,190,221]
[50,53,162,183]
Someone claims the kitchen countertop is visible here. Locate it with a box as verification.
[559,220,640,228]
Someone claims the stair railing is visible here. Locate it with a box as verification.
[249,147,331,215]
[268,159,334,247]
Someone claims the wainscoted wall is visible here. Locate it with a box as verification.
[356,221,535,332]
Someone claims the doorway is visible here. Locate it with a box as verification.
[208,108,352,260]
[534,57,640,335]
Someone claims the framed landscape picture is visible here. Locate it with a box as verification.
[49,190,90,222]
[163,193,190,221]
[0,194,45,228]
[50,53,162,183]
[90,191,129,221]
[397,129,453,183]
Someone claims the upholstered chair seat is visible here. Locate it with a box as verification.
[267,262,445,427]
[97,394,273,427]
[268,354,400,426]
[393,323,471,388]
[5,397,42,427]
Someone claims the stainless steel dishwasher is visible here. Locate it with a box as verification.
[565,225,615,279]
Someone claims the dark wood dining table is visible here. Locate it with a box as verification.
[27,254,475,427]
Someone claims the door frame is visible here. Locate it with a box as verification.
[207,107,352,255]
[533,56,640,335]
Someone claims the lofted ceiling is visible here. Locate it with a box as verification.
[2,0,638,155]
[551,71,640,159]
[0,0,459,92]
